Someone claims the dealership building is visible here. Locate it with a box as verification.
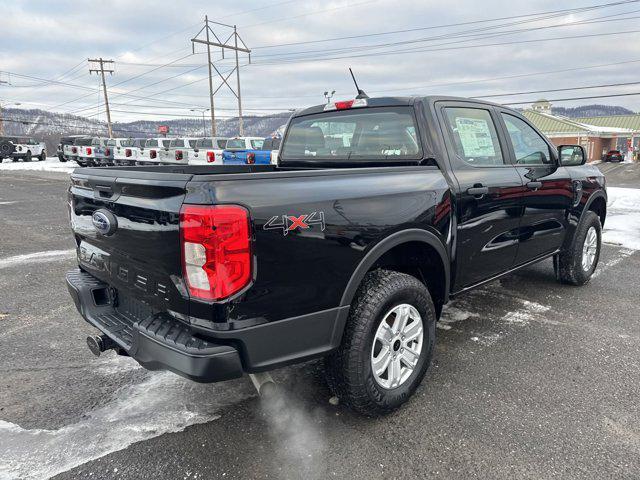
[523,100,639,163]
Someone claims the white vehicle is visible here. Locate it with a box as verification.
[161,137,199,165]
[61,136,87,163]
[10,137,47,162]
[187,137,228,165]
[76,137,111,167]
[109,138,132,166]
[115,138,146,166]
[138,138,171,165]
[262,136,281,165]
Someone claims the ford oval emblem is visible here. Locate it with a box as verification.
[92,209,118,236]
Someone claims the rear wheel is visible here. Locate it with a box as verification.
[324,269,436,416]
[24,151,32,162]
[554,211,602,286]
[39,151,46,161]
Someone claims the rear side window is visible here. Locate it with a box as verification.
[501,114,552,165]
[281,106,421,161]
[443,107,505,166]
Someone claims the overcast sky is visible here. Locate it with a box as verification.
[1,0,640,123]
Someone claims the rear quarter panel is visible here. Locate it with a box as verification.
[186,167,451,323]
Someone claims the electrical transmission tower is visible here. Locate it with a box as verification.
[88,58,115,138]
[191,16,251,136]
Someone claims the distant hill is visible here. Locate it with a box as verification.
[551,104,635,118]
[0,108,292,154]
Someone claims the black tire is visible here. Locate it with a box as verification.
[39,151,46,161]
[24,151,32,162]
[554,211,602,286]
[0,139,15,158]
[324,269,436,416]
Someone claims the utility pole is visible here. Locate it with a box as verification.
[191,17,251,137]
[88,58,114,138]
[191,108,210,137]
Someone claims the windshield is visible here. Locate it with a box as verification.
[225,139,246,149]
[281,107,421,162]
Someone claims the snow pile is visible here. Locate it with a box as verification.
[604,187,640,250]
[0,157,77,173]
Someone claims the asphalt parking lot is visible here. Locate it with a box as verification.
[1,164,639,480]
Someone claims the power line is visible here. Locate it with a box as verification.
[475,81,640,99]
[505,91,640,105]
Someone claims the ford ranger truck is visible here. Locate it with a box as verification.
[138,137,171,165]
[222,136,267,165]
[188,137,228,165]
[66,96,606,416]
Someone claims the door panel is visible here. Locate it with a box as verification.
[498,112,573,264]
[437,104,524,289]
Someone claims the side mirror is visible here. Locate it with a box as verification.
[559,145,586,167]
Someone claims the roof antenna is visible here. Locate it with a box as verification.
[349,67,369,99]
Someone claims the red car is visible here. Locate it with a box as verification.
[604,150,624,162]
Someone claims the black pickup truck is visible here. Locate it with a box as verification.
[66,96,606,416]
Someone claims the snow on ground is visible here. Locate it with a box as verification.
[603,187,640,250]
[0,157,78,173]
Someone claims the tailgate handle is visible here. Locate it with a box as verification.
[95,185,114,198]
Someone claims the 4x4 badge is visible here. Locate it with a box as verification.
[264,211,326,236]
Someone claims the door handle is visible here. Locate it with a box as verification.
[467,186,489,196]
[526,181,542,190]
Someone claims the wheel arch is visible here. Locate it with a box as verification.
[585,192,607,227]
[339,229,450,316]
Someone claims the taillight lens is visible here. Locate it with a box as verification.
[180,205,252,301]
[150,149,157,159]
[175,150,183,160]
[72,147,77,154]
[206,151,215,163]
[86,147,92,155]
[125,148,132,157]
[246,152,255,164]
[104,148,111,156]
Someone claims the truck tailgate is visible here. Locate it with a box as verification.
[69,169,192,315]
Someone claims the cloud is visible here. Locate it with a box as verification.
[2,0,640,122]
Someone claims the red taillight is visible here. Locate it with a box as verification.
[150,149,157,159]
[104,148,111,156]
[125,148,132,157]
[175,150,183,160]
[206,151,215,163]
[180,205,252,301]
[72,146,77,154]
[335,100,354,110]
[246,152,255,164]
[86,147,92,155]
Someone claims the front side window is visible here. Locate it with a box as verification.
[443,107,505,166]
[502,114,552,165]
[281,106,421,161]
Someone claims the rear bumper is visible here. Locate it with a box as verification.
[66,268,244,382]
[66,267,349,381]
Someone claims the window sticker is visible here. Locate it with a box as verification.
[455,117,496,157]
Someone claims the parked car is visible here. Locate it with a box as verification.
[115,138,146,166]
[604,149,624,162]
[76,137,112,167]
[61,136,87,164]
[109,138,132,166]
[187,137,228,165]
[137,138,171,165]
[65,95,606,416]
[162,137,199,165]
[10,137,46,162]
[222,136,266,164]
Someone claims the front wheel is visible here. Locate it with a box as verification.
[554,211,602,286]
[324,269,436,416]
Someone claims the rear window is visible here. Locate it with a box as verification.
[188,140,197,148]
[146,139,158,148]
[280,107,421,162]
[196,139,213,149]
[170,139,185,148]
[226,139,246,149]
[216,139,227,149]
[76,138,93,146]
[609,150,621,154]
[250,139,264,149]
[106,139,116,147]
[161,139,171,148]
